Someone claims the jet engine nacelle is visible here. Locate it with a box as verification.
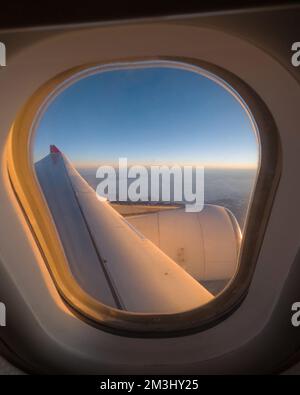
[127,205,241,282]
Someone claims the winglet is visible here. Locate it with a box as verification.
[50,145,61,154]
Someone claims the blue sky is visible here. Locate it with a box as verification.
[34,66,258,168]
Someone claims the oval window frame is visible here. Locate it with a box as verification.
[6,58,281,337]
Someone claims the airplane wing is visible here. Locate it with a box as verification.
[35,146,213,313]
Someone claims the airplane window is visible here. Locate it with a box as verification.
[32,61,259,315]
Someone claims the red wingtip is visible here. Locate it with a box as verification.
[50,145,60,154]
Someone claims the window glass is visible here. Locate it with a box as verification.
[33,62,259,313]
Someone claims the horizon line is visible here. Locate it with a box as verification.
[74,161,258,170]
